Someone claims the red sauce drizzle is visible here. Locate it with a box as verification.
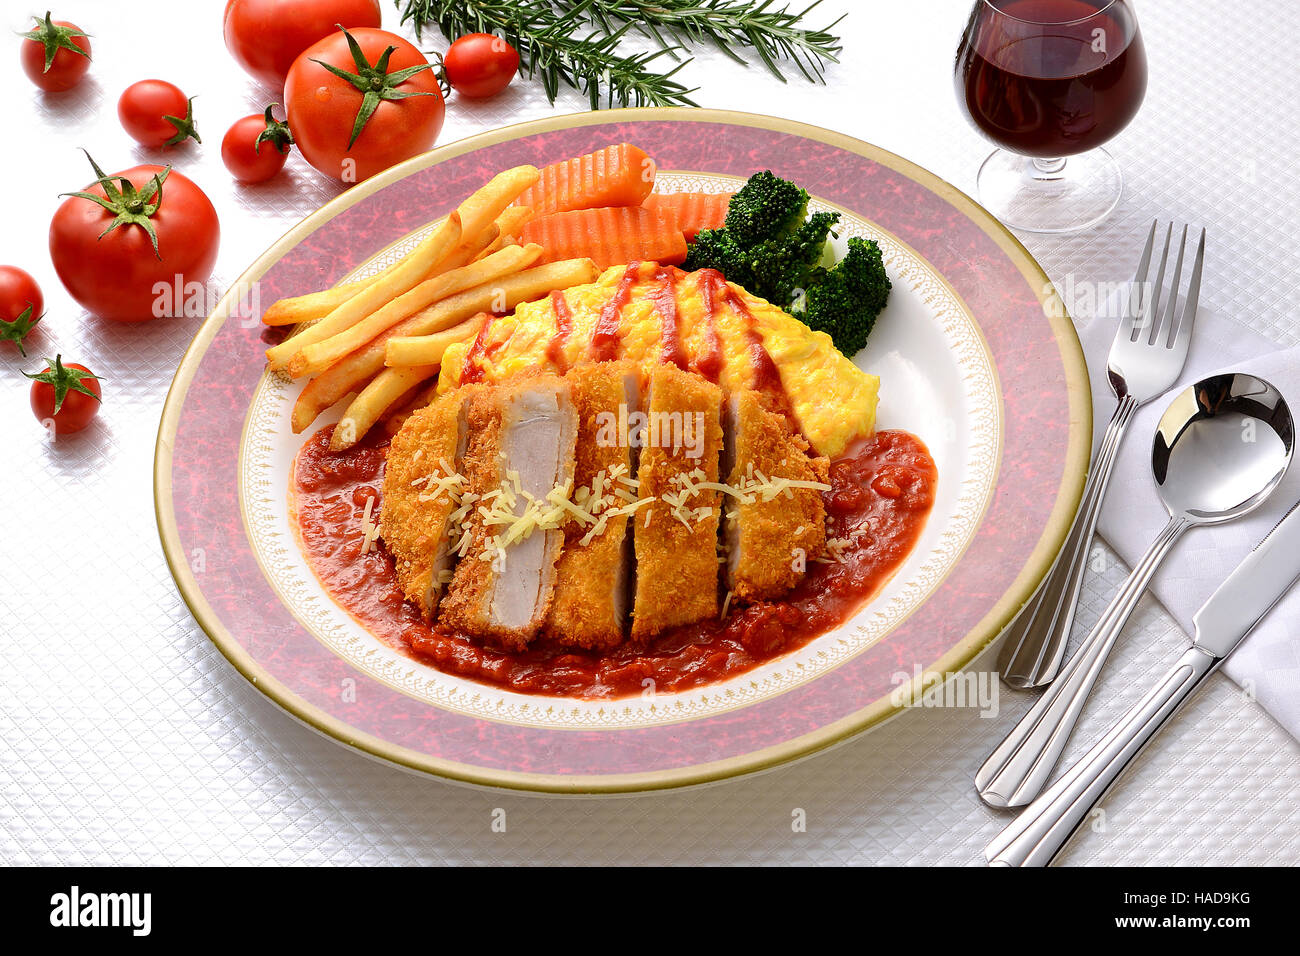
[723,279,783,393]
[460,313,497,384]
[291,426,937,701]
[694,269,726,382]
[545,290,573,370]
[590,262,640,361]
[648,268,688,370]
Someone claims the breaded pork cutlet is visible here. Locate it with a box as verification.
[379,387,479,619]
[630,364,724,641]
[723,389,830,603]
[440,375,578,650]
[545,361,644,649]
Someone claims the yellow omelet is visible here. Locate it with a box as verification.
[436,262,879,458]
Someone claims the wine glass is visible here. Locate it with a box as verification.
[954,0,1147,233]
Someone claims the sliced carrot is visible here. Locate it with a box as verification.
[643,192,734,242]
[516,143,656,216]
[521,206,687,270]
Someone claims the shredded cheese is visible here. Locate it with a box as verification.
[359,495,379,555]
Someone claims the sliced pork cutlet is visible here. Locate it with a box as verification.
[440,375,578,650]
[379,386,478,620]
[545,360,645,650]
[630,364,724,642]
[723,389,830,604]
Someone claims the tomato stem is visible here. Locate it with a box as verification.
[310,25,436,149]
[23,354,101,414]
[255,104,294,155]
[60,150,171,258]
[19,11,91,72]
[163,96,201,147]
[0,304,42,357]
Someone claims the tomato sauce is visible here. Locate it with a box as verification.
[545,290,574,370]
[589,262,639,361]
[291,426,938,700]
[460,313,497,384]
[694,273,725,383]
[699,269,791,419]
[649,268,688,370]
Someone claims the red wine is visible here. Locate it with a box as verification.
[955,0,1147,157]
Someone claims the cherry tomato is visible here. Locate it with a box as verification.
[285,27,444,183]
[222,106,294,183]
[443,33,519,99]
[223,0,383,90]
[118,80,200,149]
[0,266,44,356]
[26,356,102,435]
[19,14,91,93]
[49,153,220,323]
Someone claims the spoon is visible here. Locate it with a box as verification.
[977,372,1294,809]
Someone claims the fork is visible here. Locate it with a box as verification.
[978,223,1206,808]
[995,221,1204,689]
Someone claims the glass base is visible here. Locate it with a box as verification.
[976,148,1123,235]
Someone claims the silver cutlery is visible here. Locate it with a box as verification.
[998,222,1204,688]
[987,496,1300,866]
[977,373,1294,807]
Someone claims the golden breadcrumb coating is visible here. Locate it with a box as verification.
[630,364,724,641]
[545,360,643,650]
[724,390,828,603]
[379,387,478,619]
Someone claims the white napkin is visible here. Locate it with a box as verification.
[1075,306,1300,741]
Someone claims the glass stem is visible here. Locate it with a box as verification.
[1032,157,1068,176]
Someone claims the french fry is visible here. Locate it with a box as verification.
[289,259,599,433]
[471,208,532,262]
[270,167,535,368]
[266,212,463,371]
[443,224,499,269]
[385,312,487,368]
[261,277,375,327]
[289,244,542,379]
[392,258,599,342]
[456,165,540,240]
[331,365,440,451]
[494,205,534,242]
[263,225,494,329]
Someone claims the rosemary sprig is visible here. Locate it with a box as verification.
[397,0,844,105]
[558,0,843,83]
[398,0,698,107]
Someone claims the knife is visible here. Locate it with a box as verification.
[985,498,1300,867]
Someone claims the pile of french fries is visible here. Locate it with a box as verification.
[262,165,600,451]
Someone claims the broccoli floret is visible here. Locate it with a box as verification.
[683,171,892,356]
[724,170,810,247]
[683,226,754,287]
[745,211,841,305]
[839,235,891,318]
[794,237,892,356]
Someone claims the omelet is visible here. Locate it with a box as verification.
[436,261,879,458]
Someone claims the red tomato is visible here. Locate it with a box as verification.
[26,356,102,435]
[19,14,91,93]
[443,33,519,99]
[222,107,294,183]
[285,27,444,184]
[49,155,220,323]
[223,0,383,90]
[0,266,44,356]
[118,80,200,149]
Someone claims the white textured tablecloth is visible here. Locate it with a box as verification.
[2,0,1296,866]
